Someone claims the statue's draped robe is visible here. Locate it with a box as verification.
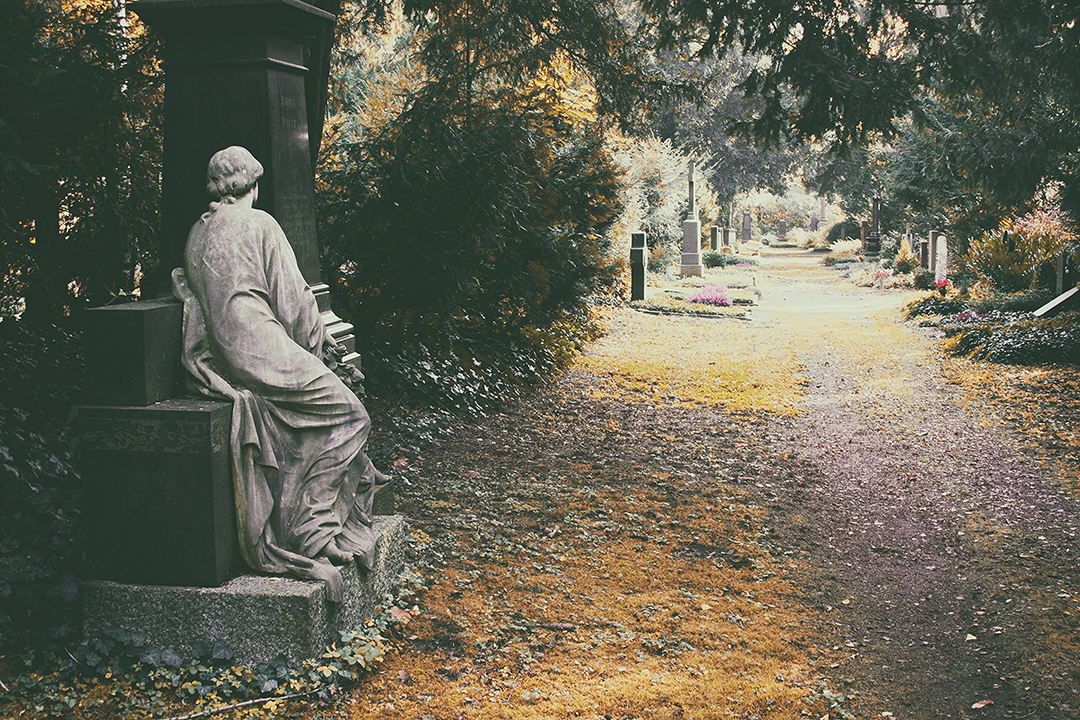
[173,200,376,602]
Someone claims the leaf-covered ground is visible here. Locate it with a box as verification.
[342,249,1079,719]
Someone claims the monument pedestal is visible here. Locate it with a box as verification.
[83,516,408,666]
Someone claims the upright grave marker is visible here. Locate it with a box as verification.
[929,230,941,273]
[742,212,752,245]
[630,232,648,301]
[680,161,704,277]
[710,226,720,252]
[935,235,949,284]
[778,220,787,243]
[864,196,882,257]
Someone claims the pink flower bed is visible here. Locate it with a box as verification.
[686,285,732,307]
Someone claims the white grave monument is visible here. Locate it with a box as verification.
[935,235,948,284]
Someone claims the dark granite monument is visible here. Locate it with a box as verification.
[864,196,882,257]
[630,232,647,301]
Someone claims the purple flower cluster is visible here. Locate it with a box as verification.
[687,285,732,307]
[956,311,985,323]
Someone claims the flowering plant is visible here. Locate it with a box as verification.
[872,267,894,281]
[934,277,949,289]
[686,285,732,306]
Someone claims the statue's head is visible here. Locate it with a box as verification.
[206,146,264,199]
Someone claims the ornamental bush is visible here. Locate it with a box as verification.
[319,100,621,410]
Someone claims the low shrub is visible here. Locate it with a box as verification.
[913,270,935,289]
[964,206,1077,292]
[943,312,1080,365]
[824,221,860,246]
[904,294,968,319]
[0,321,84,660]
[703,251,756,268]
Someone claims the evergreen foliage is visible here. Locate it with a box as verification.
[0,0,162,324]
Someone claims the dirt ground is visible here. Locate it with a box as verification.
[352,248,1080,720]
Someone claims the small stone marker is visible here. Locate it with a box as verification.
[710,226,720,252]
[920,237,930,269]
[930,230,940,272]
[778,220,787,243]
[680,161,704,277]
[809,213,819,231]
[630,231,647,301]
[727,227,738,252]
[820,197,828,224]
[861,221,869,250]
[1033,286,1079,318]
[742,212,752,244]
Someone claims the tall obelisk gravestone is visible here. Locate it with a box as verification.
[680,161,704,278]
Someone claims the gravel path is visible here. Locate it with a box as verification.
[755,248,1080,719]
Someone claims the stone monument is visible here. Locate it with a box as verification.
[864,196,882,257]
[934,234,949,284]
[679,161,704,277]
[742,212,752,245]
[710,226,720,252]
[80,0,406,666]
[929,230,941,273]
[778,220,787,243]
[809,213,819,232]
[630,231,647,301]
[920,236,930,269]
[820,197,828,224]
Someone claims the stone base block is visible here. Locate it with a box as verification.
[680,263,704,278]
[82,515,409,666]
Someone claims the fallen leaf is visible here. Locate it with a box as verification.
[965,634,977,641]
[972,699,994,709]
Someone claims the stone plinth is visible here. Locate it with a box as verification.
[83,516,409,666]
[680,219,704,278]
[84,300,184,406]
[80,398,241,587]
[630,232,647,301]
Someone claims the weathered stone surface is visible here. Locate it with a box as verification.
[82,515,409,666]
[80,398,239,587]
[84,300,184,406]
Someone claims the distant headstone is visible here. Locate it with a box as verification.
[1033,286,1079,318]
[935,235,948,283]
[742,212,752,244]
[679,161,703,277]
[864,196,882,257]
[809,214,819,231]
[919,238,930,269]
[860,221,869,250]
[630,232,647,301]
[820,197,828,224]
[710,226,720,252]
[929,230,940,272]
[778,220,788,242]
